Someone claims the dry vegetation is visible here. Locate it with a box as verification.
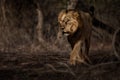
[0,0,120,80]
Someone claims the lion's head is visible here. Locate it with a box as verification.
[58,10,82,36]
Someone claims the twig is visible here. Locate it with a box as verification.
[45,62,76,77]
[112,28,120,60]
[57,62,76,77]
[89,61,120,70]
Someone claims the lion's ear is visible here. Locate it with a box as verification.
[73,12,79,18]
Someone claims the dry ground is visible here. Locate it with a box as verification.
[0,49,120,80]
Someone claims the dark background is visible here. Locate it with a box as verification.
[0,0,120,80]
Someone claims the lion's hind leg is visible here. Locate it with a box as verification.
[83,38,92,64]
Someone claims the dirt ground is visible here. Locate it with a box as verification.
[0,49,120,80]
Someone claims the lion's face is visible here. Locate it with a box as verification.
[58,10,79,36]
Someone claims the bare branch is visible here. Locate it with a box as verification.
[1,0,7,25]
[112,28,120,59]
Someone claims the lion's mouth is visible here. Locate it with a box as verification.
[62,32,70,36]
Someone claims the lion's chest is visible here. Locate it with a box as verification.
[67,29,82,48]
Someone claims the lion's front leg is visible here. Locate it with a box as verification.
[69,40,83,65]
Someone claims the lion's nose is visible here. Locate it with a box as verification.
[62,31,65,35]
[62,31,67,35]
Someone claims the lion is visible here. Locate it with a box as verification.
[58,9,92,65]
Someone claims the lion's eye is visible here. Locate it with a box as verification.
[61,27,64,30]
[67,22,72,25]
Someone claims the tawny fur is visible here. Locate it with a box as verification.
[58,9,92,65]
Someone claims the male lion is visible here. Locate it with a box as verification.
[58,9,92,65]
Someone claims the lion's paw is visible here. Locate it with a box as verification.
[69,58,76,65]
